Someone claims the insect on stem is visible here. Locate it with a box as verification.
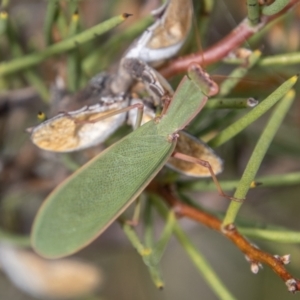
[31,64,228,258]
[171,151,240,202]
[30,1,232,259]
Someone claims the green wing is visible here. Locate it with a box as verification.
[31,121,175,258]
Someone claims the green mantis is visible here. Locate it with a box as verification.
[28,0,222,178]
[31,64,222,258]
[30,0,233,258]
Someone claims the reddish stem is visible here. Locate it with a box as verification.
[156,185,300,293]
[159,0,300,78]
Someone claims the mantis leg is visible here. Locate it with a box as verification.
[171,152,243,202]
[125,195,144,226]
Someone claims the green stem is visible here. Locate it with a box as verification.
[239,228,300,243]
[223,89,296,226]
[43,0,59,45]
[247,0,260,25]
[153,196,237,300]
[0,14,129,76]
[208,75,298,148]
[179,171,300,192]
[5,16,49,101]
[120,219,164,289]
[219,50,262,97]
[67,11,81,92]
[205,97,258,109]
[151,211,176,264]
[120,220,149,256]
[262,0,290,16]
[24,71,49,102]
[224,52,300,67]
[259,52,300,66]
[56,4,69,39]
[0,229,30,247]
[144,198,154,248]
[0,10,8,36]
[1,0,9,8]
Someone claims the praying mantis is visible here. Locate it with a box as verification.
[29,0,230,258]
[1,0,298,296]
[31,63,225,258]
[29,0,222,177]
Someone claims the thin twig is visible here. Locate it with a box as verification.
[154,184,300,293]
[159,0,300,78]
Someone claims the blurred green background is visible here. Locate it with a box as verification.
[0,0,300,299]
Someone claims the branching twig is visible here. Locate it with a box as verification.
[159,0,300,78]
[155,184,300,293]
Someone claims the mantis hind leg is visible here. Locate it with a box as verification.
[171,152,244,203]
[123,195,144,227]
